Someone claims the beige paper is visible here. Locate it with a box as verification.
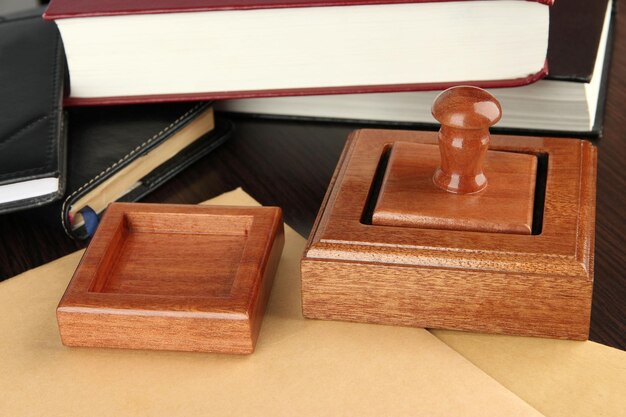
[432,330,626,417]
[0,189,542,417]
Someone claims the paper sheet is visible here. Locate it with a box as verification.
[432,330,626,417]
[0,189,542,417]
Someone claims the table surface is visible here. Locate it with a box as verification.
[1,10,624,351]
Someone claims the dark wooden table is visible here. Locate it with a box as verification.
[1,11,624,351]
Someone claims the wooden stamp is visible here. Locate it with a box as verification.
[301,86,596,340]
[57,203,284,353]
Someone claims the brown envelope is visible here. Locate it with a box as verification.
[432,330,626,417]
[0,189,541,417]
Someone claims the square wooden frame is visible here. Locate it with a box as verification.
[301,129,596,340]
[58,203,284,354]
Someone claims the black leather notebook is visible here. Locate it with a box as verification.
[0,8,232,237]
[0,9,66,214]
[50,102,232,239]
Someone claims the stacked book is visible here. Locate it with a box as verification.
[43,0,614,136]
[215,0,614,135]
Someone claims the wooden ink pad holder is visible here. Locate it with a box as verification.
[57,203,284,354]
[301,86,596,340]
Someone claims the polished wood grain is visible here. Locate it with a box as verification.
[302,129,596,340]
[376,86,537,234]
[431,86,502,194]
[372,141,537,234]
[57,202,284,354]
[1,4,624,350]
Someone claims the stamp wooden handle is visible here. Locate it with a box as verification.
[431,86,502,194]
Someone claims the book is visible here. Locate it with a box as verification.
[43,103,232,239]
[216,0,614,136]
[44,0,552,106]
[0,9,66,214]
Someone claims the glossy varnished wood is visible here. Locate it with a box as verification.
[376,86,538,234]
[57,202,284,354]
[431,86,502,194]
[302,129,596,340]
[1,5,624,350]
[373,141,537,234]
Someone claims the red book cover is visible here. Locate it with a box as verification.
[45,0,554,19]
[44,0,553,106]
